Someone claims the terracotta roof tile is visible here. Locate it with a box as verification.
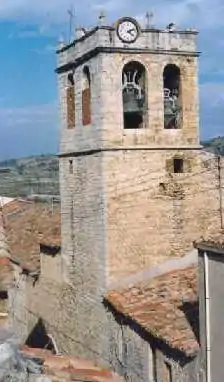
[0,257,14,291]
[4,201,60,271]
[194,231,224,251]
[107,265,199,356]
[20,346,124,382]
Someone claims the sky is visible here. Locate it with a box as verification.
[0,0,223,160]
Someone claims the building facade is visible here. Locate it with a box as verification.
[57,15,223,363]
[7,14,224,381]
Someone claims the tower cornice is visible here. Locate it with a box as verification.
[56,46,200,74]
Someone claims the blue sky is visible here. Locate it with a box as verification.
[0,0,223,160]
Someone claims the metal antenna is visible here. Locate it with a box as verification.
[146,11,154,28]
[68,4,75,43]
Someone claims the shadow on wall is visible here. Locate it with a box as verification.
[180,301,199,344]
[25,318,56,353]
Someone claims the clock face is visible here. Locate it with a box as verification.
[117,18,139,43]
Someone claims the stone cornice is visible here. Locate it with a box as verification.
[58,145,202,158]
[57,26,198,54]
[56,46,200,74]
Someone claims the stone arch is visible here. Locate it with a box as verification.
[163,64,182,129]
[82,66,91,126]
[122,60,147,129]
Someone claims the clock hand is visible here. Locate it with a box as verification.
[127,28,135,36]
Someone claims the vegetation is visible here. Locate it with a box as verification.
[0,154,59,197]
[201,136,224,156]
[0,137,223,198]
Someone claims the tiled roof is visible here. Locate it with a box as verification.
[4,201,61,271]
[20,346,124,382]
[107,265,199,356]
[0,257,14,291]
[2,199,32,217]
[194,231,224,252]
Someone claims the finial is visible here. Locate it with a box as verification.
[146,11,154,28]
[75,27,86,39]
[98,11,106,26]
[68,5,75,43]
[166,22,176,32]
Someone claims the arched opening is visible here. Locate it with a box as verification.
[67,72,75,129]
[82,66,91,126]
[122,61,147,129]
[163,64,182,129]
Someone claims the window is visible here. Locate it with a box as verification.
[82,66,91,126]
[173,158,184,173]
[122,61,147,129]
[67,72,75,129]
[163,64,182,129]
[69,160,73,174]
[151,347,157,382]
[164,361,172,382]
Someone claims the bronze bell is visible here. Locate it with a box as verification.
[123,90,143,114]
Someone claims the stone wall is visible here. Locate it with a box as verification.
[154,348,200,382]
[100,52,199,149]
[106,150,222,280]
[9,21,222,381]
[107,309,152,382]
[9,262,111,366]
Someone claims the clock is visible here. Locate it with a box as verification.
[116,17,140,43]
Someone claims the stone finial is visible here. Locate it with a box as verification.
[0,207,10,258]
[98,11,106,26]
[75,27,86,39]
[166,22,176,32]
[146,11,154,28]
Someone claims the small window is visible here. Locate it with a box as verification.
[173,158,183,173]
[69,160,73,174]
[152,348,157,381]
[164,361,172,382]
[117,326,124,363]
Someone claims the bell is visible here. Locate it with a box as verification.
[123,91,143,114]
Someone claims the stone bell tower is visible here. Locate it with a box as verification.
[57,15,203,362]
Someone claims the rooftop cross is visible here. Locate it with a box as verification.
[68,5,75,43]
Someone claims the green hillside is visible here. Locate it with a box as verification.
[0,154,59,197]
[201,137,224,156]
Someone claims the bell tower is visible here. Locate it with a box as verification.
[57,15,201,361]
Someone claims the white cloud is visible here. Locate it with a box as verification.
[0,0,222,30]
[32,44,56,55]
[0,102,57,128]
[0,102,58,159]
[0,0,223,150]
[200,82,224,139]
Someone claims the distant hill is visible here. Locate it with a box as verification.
[0,154,59,198]
[0,137,223,198]
[201,137,224,156]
